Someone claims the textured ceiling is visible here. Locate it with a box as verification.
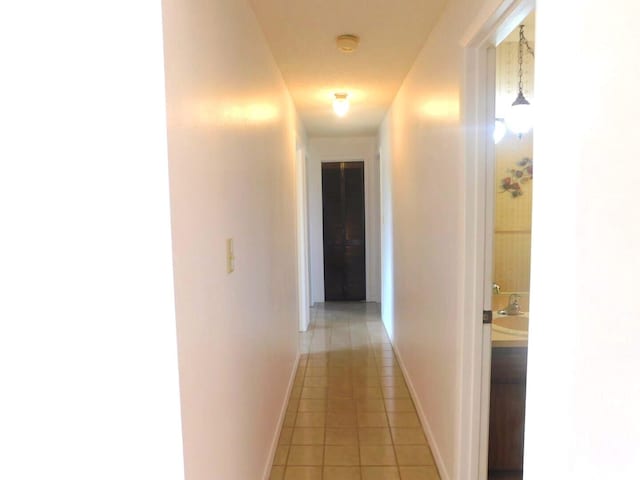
[248,0,448,137]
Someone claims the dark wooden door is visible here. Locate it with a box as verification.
[322,162,366,301]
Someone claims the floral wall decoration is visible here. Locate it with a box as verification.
[500,157,533,197]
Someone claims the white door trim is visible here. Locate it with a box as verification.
[459,1,535,478]
[296,145,311,331]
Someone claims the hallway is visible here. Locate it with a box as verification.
[270,303,439,480]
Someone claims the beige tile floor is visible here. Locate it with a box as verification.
[270,303,440,480]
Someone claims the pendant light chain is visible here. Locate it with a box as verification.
[517,25,535,95]
[505,23,535,137]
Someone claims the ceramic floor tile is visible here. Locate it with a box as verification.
[326,412,358,427]
[308,359,329,368]
[295,413,326,427]
[327,366,350,376]
[357,398,386,412]
[325,427,359,446]
[283,466,322,480]
[390,428,426,445]
[384,398,415,413]
[361,466,401,480]
[328,376,353,385]
[394,446,434,466]
[378,367,403,376]
[287,398,300,413]
[398,466,440,480]
[287,445,324,466]
[298,399,326,412]
[382,387,410,399]
[324,445,360,466]
[380,378,407,389]
[328,385,354,398]
[359,427,393,445]
[328,398,357,412]
[351,367,379,377]
[323,466,361,480]
[357,412,389,427]
[271,305,440,478]
[291,427,325,445]
[279,427,294,445]
[353,377,381,387]
[270,465,285,480]
[328,383,354,394]
[284,413,297,427]
[355,387,383,399]
[301,387,327,399]
[360,445,397,466]
[387,412,420,428]
[304,377,328,388]
[376,358,398,367]
[274,446,289,465]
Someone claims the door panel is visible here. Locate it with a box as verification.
[322,162,366,301]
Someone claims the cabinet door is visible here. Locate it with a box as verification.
[488,347,528,474]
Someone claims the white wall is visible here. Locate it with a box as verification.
[0,2,184,480]
[162,0,302,479]
[525,1,640,478]
[307,136,381,303]
[379,126,395,338]
[377,0,495,478]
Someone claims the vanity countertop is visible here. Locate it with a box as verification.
[491,313,529,348]
[491,329,528,348]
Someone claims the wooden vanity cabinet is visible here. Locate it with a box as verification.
[488,346,528,479]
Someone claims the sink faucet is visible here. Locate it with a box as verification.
[506,294,521,315]
[492,283,501,295]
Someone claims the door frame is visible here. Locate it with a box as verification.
[296,143,311,331]
[459,0,535,478]
[320,160,367,302]
[308,151,380,304]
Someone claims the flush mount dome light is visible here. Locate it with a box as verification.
[333,93,349,117]
[336,34,360,53]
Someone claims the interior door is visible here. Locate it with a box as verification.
[321,161,366,301]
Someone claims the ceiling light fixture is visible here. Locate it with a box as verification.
[333,93,349,117]
[336,34,360,53]
[505,24,535,136]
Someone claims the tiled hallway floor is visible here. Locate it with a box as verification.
[270,303,440,480]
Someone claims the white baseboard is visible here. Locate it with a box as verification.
[391,343,451,480]
[261,354,300,480]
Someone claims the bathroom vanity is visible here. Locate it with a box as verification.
[488,315,529,479]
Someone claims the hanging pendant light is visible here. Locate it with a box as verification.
[505,25,534,136]
[494,118,507,144]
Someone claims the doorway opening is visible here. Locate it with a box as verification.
[459,1,535,479]
[487,14,535,480]
[321,161,366,301]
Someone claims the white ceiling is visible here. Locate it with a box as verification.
[248,0,448,137]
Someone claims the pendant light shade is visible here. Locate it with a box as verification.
[506,91,533,135]
[506,25,534,136]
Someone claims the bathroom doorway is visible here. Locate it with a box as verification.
[486,12,535,480]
